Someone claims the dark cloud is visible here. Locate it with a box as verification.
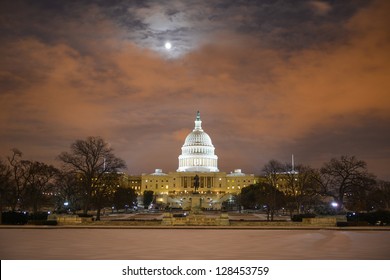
[283,114,390,177]
[0,0,389,179]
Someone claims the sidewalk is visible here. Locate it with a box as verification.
[1,224,390,230]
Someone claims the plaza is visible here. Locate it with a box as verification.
[0,227,389,260]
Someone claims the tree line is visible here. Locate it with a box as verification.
[1,136,389,223]
[239,156,390,220]
[0,136,137,223]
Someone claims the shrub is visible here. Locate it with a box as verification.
[1,211,29,225]
[346,210,390,225]
[336,221,349,227]
[291,213,316,222]
[29,212,48,221]
[78,213,93,218]
[43,220,57,226]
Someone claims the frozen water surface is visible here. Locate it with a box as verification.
[0,228,389,259]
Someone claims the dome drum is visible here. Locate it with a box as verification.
[181,146,215,156]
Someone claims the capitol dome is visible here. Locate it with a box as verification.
[177,111,219,172]
[183,129,213,147]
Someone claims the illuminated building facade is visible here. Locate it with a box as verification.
[139,112,255,210]
[122,175,142,194]
[177,111,218,172]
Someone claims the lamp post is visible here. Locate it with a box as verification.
[331,201,339,214]
[64,201,69,213]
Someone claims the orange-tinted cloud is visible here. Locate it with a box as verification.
[0,0,389,178]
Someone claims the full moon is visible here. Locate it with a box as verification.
[165,42,172,50]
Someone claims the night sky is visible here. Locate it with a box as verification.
[0,0,389,179]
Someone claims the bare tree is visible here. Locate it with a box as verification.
[54,171,83,212]
[2,150,59,215]
[6,149,28,211]
[0,159,12,224]
[92,172,123,220]
[58,136,126,215]
[366,180,390,211]
[240,183,285,221]
[315,155,376,211]
[262,160,284,220]
[22,161,58,215]
[263,160,284,188]
[283,164,319,216]
[376,181,390,210]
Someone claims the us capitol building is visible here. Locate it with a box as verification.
[127,111,256,210]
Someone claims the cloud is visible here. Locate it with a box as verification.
[0,0,389,179]
[308,1,332,15]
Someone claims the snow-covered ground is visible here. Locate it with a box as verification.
[0,228,389,259]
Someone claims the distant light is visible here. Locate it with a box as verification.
[64,202,69,206]
[165,42,172,50]
[48,211,51,215]
[331,202,338,208]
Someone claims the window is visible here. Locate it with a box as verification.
[207,177,212,188]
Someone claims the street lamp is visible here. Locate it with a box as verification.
[331,202,339,214]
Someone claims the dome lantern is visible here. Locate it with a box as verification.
[194,111,202,131]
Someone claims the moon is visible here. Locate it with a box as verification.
[164,42,172,50]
